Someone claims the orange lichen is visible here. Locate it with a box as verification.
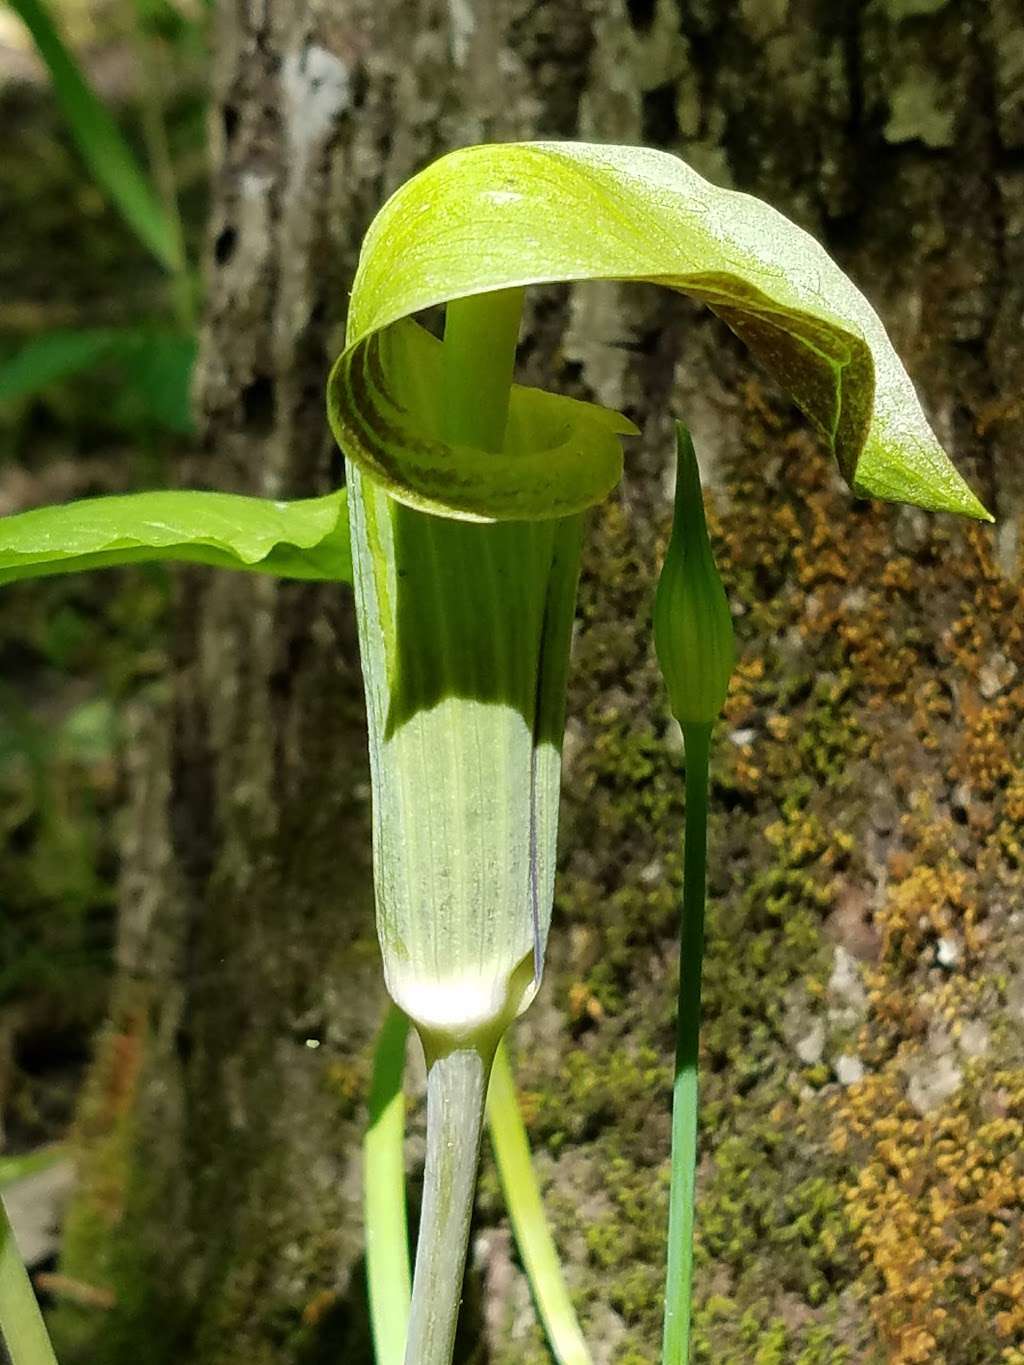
[834,1071,1024,1363]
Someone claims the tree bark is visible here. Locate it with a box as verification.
[57,2,1024,1363]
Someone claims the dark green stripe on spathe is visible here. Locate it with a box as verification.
[386,506,555,738]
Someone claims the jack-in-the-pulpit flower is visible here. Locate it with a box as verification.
[0,137,991,1365]
[327,140,988,1365]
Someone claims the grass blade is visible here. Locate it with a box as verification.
[0,328,195,433]
[0,330,121,404]
[364,1007,412,1365]
[0,1150,67,1191]
[8,0,181,271]
[487,1042,592,1365]
[1,1195,59,1365]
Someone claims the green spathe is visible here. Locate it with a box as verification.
[344,453,582,1042]
[328,141,994,1363]
[655,425,736,727]
[343,289,591,1365]
[342,285,591,1046]
[330,140,989,524]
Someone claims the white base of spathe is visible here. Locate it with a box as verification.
[388,950,538,1041]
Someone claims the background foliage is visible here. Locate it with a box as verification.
[0,0,206,1151]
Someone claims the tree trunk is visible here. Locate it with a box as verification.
[56,2,1024,1364]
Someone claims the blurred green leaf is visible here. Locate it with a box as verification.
[0,330,122,404]
[0,488,353,585]
[0,1147,66,1189]
[61,698,118,763]
[0,328,196,432]
[133,0,193,42]
[7,0,182,271]
[111,332,196,433]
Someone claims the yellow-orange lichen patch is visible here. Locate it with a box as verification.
[876,843,977,965]
[833,1068,1024,1363]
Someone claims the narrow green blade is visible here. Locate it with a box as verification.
[0,488,352,585]
[0,331,121,404]
[1,1196,58,1365]
[0,1150,66,1191]
[364,1008,412,1365]
[487,1043,592,1365]
[0,328,196,433]
[8,0,181,271]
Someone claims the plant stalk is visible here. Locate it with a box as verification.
[440,287,523,451]
[662,720,712,1365]
[1,1194,58,1365]
[403,1042,493,1365]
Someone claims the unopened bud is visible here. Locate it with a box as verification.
[654,424,735,726]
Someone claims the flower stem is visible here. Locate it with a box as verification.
[1,1194,58,1365]
[662,720,712,1365]
[403,1042,493,1365]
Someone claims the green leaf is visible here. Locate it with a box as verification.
[110,332,197,434]
[0,488,352,585]
[487,1042,593,1365]
[364,1006,412,1365]
[7,0,181,271]
[329,142,989,523]
[0,1148,66,1191]
[0,329,196,433]
[0,330,121,404]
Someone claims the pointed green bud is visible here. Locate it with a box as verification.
[654,424,736,726]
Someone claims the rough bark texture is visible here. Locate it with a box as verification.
[56,2,1023,1363]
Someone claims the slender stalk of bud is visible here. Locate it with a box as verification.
[654,425,735,1365]
[661,718,710,1365]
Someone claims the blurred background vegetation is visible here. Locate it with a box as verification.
[0,0,206,1155]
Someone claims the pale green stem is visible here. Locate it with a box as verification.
[365,1006,412,1365]
[403,1042,493,1365]
[487,1042,592,1365]
[365,1015,591,1365]
[1,1194,58,1365]
[662,721,712,1365]
[402,285,526,1365]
